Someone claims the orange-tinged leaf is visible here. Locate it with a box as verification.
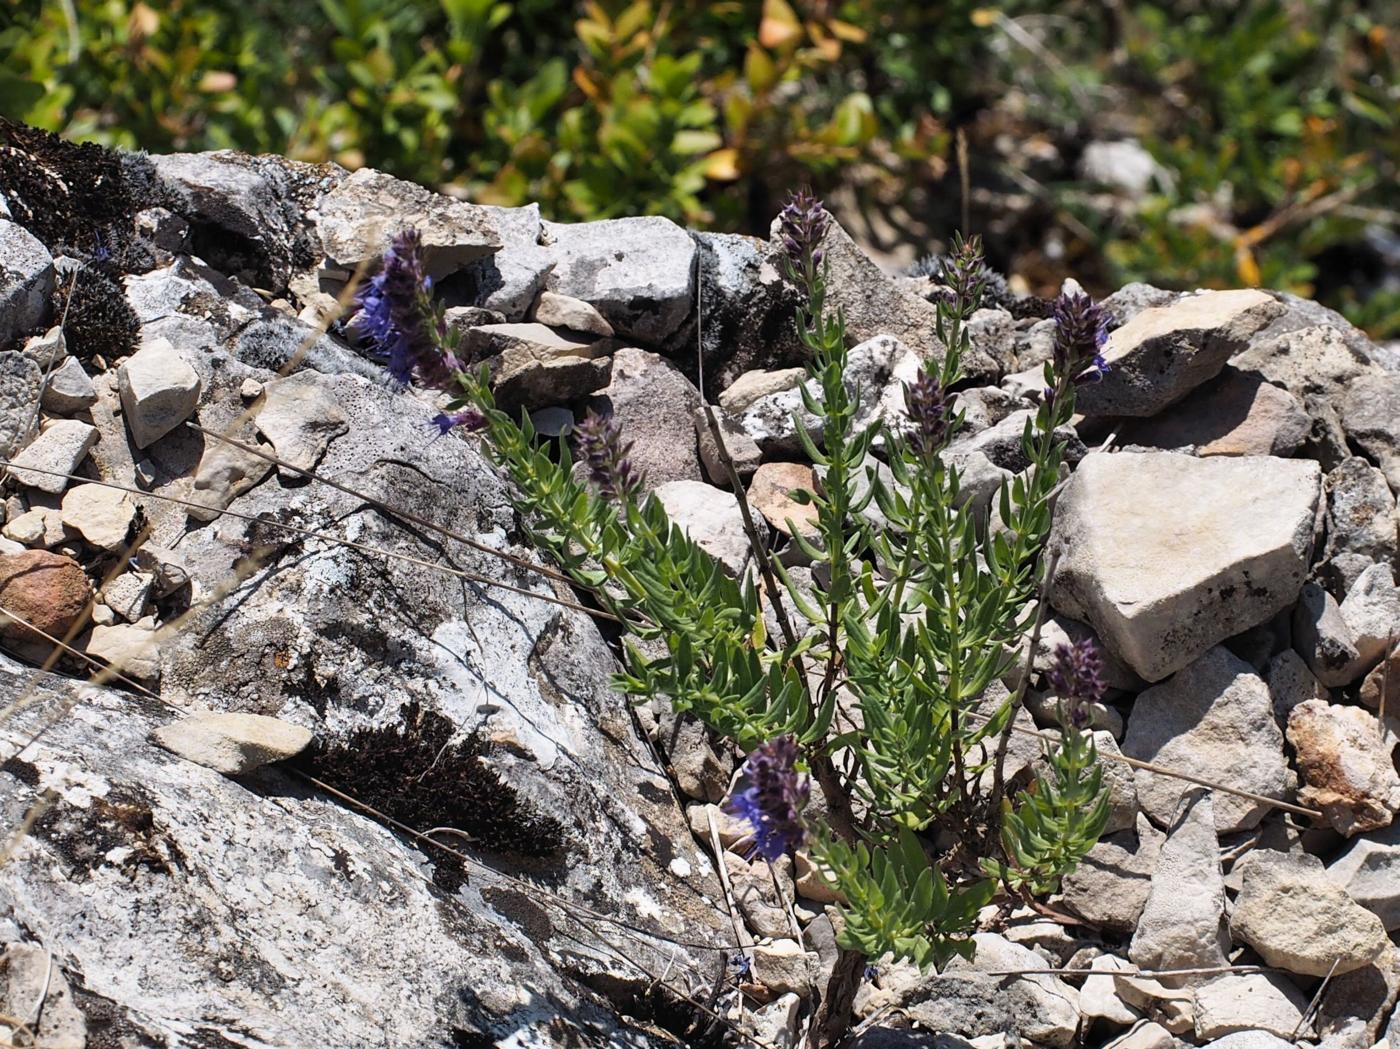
[572,65,602,102]
[828,19,867,43]
[970,7,999,27]
[759,0,802,49]
[1235,244,1261,287]
[703,148,742,181]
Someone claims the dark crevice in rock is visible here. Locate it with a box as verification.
[296,700,568,892]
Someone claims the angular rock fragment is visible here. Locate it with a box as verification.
[41,356,98,415]
[1230,849,1389,976]
[1127,366,1310,457]
[86,615,161,682]
[1340,372,1400,490]
[585,347,703,488]
[0,351,42,456]
[118,337,203,448]
[153,711,314,775]
[1121,646,1288,832]
[694,406,762,485]
[1192,972,1309,1041]
[0,219,53,349]
[1339,563,1400,670]
[533,290,614,337]
[1327,821,1400,929]
[748,462,820,540]
[471,322,610,413]
[1050,451,1321,681]
[1231,322,1376,403]
[1293,581,1364,687]
[1287,699,1400,836]
[60,482,136,550]
[253,371,349,476]
[1129,789,1228,971]
[653,479,757,577]
[1320,457,1398,594]
[1075,289,1282,417]
[1058,815,1163,933]
[542,216,696,345]
[5,419,98,494]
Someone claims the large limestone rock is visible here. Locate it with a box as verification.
[1049,451,1321,681]
[1075,289,1282,417]
[1121,646,1289,832]
[5,418,97,494]
[1230,850,1390,976]
[1058,815,1163,933]
[0,218,53,349]
[541,216,696,345]
[1129,789,1228,972]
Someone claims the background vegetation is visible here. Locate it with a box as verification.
[2,0,1397,335]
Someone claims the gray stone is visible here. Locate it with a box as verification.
[152,711,315,775]
[694,406,762,485]
[1075,290,1283,417]
[2,943,86,1049]
[542,216,696,345]
[725,852,796,938]
[1050,452,1321,682]
[185,420,275,522]
[316,166,500,280]
[1193,972,1309,1040]
[1080,139,1172,196]
[1340,372,1400,490]
[690,231,797,386]
[653,479,757,577]
[253,370,349,476]
[102,571,153,623]
[1327,821,1400,930]
[1032,613,1144,693]
[1264,648,1329,723]
[662,712,732,802]
[22,324,66,368]
[1232,322,1378,403]
[1316,946,1400,1048]
[1127,366,1310,457]
[40,356,98,414]
[1128,789,1228,971]
[1287,699,1400,836]
[719,368,805,413]
[61,482,136,551]
[1340,564,1400,670]
[529,406,574,437]
[0,352,42,456]
[1102,1021,1177,1049]
[2,507,65,549]
[533,290,614,337]
[1294,581,1365,687]
[5,419,98,494]
[462,203,553,320]
[1078,954,1142,1026]
[1122,647,1288,832]
[1200,1032,1295,1049]
[1059,815,1163,933]
[118,337,203,448]
[1230,849,1390,976]
[472,322,611,413]
[966,308,1018,375]
[85,615,161,682]
[0,219,53,349]
[925,933,1081,1047]
[586,347,704,488]
[1322,457,1398,594]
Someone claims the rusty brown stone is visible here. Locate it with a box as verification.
[0,550,93,656]
[1287,698,1400,836]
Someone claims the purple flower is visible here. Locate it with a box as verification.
[778,188,829,269]
[1046,637,1107,729]
[573,410,644,502]
[1052,293,1111,384]
[904,366,949,455]
[350,229,461,392]
[725,734,809,862]
[937,234,988,315]
[432,408,487,435]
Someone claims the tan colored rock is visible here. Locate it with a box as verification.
[5,419,98,494]
[719,368,805,413]
[1287,699,1400,835]
[0,550,92,653]
[86,616,161,682]
[2,506,66,549]
[1192,972,1309,1040]
[1231,850,1390,976]
[1050,451,1321,681]
[532,290,614,337]
[1076,289,1283,417]
[747,462,820,539]
[60,482,136,550]
[117,337,202,448]
[749,940,820,998]
[1129,366,1309,457]
[153,710,314,775]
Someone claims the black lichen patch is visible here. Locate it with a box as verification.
[480,885,553,943]
[68,980,172,1049]
[51,265,141,361]
[31,788,185,880]
[0,117,169,269]
[297,701,567,893]
[0,755,39,787]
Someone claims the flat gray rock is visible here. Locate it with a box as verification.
[1049,451,1321,681]
[5,418,97,494]
[1076,289,1282,417]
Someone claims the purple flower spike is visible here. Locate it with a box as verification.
[432,408,487,435]
[1052,292,1111,384]
[573,410,645,502]
[726,734,810,862]
[1046,637,1107,729]
[904,366,949,456]
[350,228,459,393]
[778,188,829,267]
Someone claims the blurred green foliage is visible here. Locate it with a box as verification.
[2,0,1397,334]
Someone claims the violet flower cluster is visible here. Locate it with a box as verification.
[573,410,645,502]
[904,366,949,457]
[725,734,810,862]
[777,188,830,295]
[1051,292,1111,386]
[1046,637,1108,730]
[934,234,989,317]
[350,228,483,435]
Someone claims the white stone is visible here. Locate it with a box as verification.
[2,943,86,1049]
[253,371,348,476]
[5,419,98,494]
[1102,1021,1177,1049]
[1230,850,1390,976]
[153,711,314,775]
[86,615,161,682]
[1340,563,1400,670]
[1049,451,1321,681]
[1080,955,1141,1025]
[653,479,757,577]
[22,324,66,368]
[532,290,614,337]
[60,483,137,550]
[1122,646,1288,832]
[40,356,98,414]
[117,337,202,448]
[719,368,805,413]
[1193,972,1309,1040]
[1129,789,1228,971]
[101,572,154,623]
